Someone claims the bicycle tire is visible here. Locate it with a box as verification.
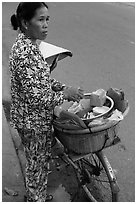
[74,151,119,202]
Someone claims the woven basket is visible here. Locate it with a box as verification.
[53,120,120,154]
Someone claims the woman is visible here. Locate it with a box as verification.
[9,2,83,202]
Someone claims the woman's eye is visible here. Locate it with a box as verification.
[46,17,50,23]
[39,18,44,21]
[39,17,50,23]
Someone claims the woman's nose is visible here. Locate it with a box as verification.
[43,20,48,28]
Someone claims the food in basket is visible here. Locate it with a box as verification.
[59,100,74,110]
[68,99,92,117]
[84,112,95,119]
[107,87,124,101]
[93,106,110,116]
[59,110,87,128]
[54,101,73,117]
[67,89,107,118]
[106,87,127,113]
[68,101,79,113]
[90,89,106,107]
[107,109,124,121]
[88,118,107,127]
[54,89,110,123]
[106,88,128,113]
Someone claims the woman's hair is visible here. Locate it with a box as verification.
[10,2,48,30]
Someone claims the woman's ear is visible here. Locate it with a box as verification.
[21,19,28,30]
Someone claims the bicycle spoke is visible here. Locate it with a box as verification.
[73,153,118,202]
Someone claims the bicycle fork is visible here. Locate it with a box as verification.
[96,151,120,195]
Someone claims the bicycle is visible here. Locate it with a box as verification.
[40,41,129,202]
[52,119,121,202]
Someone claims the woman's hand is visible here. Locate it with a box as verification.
[63,86,84,102]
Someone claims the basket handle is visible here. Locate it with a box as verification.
[60,110,87,128]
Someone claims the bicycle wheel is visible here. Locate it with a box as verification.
[74,151,119,202]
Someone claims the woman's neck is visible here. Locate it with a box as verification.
[20,29,37,45]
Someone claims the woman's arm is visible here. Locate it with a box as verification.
[10,44,84,110]
[11,54,65,110]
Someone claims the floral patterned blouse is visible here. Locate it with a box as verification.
[9,32,65,134]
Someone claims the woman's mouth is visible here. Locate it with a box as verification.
[42,31,48,35]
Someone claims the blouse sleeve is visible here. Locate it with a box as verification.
[12,50,65,110]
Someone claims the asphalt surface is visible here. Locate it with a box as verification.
[2,107,26,202]
[2,2,135,202]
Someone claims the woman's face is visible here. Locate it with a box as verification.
[26,6,50,42]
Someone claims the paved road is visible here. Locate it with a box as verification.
[2,107,25,202]
[2,2,135,202]
[45,3,135,201]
